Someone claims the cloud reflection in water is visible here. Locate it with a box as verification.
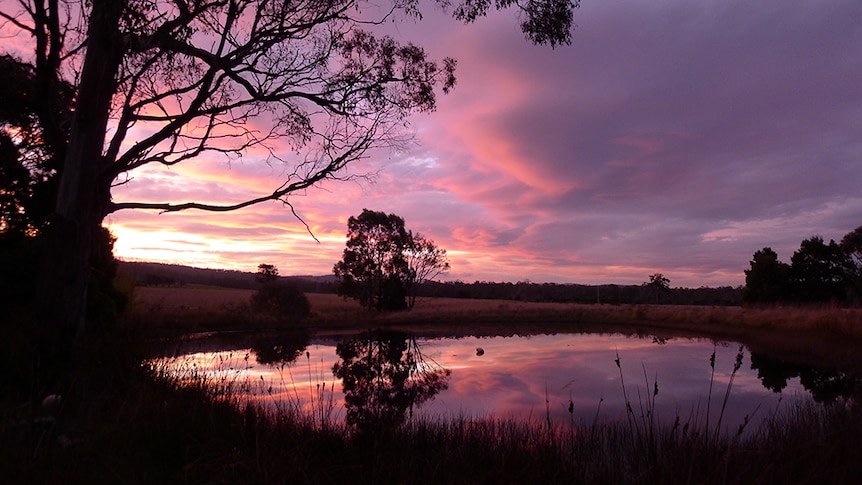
[162,332,839,434]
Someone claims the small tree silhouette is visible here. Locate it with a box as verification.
[250,264,310,323]
[333,209,449,311]
[256,264,279,284]
[645,273,670,304]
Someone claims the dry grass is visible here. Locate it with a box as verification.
[131,286,862,336]
[128,286,862,371]
[132,285,254,311]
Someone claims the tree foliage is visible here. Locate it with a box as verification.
[644,273,670,303]
[333,209,410,311]
[250,330,310,365]
[840,226,862,302]
[0,53,126,321]
[744,247,792,304]
[404,231,450,309]
[841,226,862,267]
[250,264,310,322]
[790,236,851,303]
[744,226,862,305]
[647,273,670,288]
[750,351,862,403]
[333,209,449,311]
[255,263,279,284]
[0,54,71,237]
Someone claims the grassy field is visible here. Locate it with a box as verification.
[131,285,862,371]
[133,285,862,333]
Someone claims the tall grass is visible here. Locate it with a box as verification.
[254,351,339,431]
[589,346,773,483]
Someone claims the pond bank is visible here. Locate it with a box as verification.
[131,288,862,374]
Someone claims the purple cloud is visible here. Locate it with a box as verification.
[107,0,862,287]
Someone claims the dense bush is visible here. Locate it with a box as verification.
[250,281,310,323]
[745,226,862,305]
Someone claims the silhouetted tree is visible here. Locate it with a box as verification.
[1,0,576,346]
[841,226,862,266]
[255,264,279,284]
[333,209,449,311]
[0,54,70,236]
[250,264,310,323]
[749,351,799,392]
[334,209,410,311]
[797,367,862,403]
[644,273,670,303]
[0,54,124,322]
[332,330,450,433]
[790,236,851,303]
[403,232,450,309]
[840,225,862,303]
[744,247,792,304]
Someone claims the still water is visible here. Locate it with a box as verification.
[156,330,858,433]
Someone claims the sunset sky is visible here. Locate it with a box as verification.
[104,0,862,288]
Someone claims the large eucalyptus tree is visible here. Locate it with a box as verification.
[0,0,577,348]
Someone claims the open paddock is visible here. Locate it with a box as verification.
[128,286,862,371]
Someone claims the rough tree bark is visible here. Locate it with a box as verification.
[34,0,124,351]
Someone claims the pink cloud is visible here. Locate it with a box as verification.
[94,0,862,287]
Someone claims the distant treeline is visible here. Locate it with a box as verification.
[119,261,742,306]
[417,280,742,306]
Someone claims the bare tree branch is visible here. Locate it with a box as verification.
[108,118,378,214]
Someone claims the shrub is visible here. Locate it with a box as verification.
[250,281,310,323]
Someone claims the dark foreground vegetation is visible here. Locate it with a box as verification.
[4,298,862,484]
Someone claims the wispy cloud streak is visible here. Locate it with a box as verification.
[107,0,862,286]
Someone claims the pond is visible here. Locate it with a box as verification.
[153,329,861,434]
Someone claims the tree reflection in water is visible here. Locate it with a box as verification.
[332,330,451,432]
[250,330,310,365]
[750,351,862,402]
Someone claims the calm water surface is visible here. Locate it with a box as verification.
[156,330,854,432]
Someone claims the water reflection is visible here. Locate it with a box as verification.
[332,330,450,432]
[250,330,310,365]
[154,330,861,434]
[750,351,862,402]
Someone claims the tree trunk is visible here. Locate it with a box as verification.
[34,0,124,356]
